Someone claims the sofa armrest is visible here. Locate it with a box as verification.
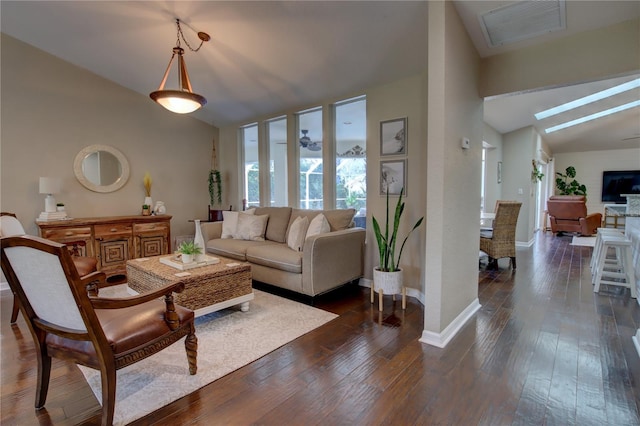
[200,221,222,243]
[579,213,603,236]
[301,227,365,296]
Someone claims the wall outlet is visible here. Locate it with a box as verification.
[461,137,470,149]
[518,188,524,195]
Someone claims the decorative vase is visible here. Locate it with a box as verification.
[154,201,166,215]
[144,196,153,211]
[373,267,403,295]
[193,219,206,262]
[181,253,194,264]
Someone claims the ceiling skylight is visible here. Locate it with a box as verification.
[544,100,640,134]
[535,78,640,120]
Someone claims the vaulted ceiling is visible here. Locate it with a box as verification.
[1,1,639,154]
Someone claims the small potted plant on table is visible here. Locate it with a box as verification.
[177,241,202,264]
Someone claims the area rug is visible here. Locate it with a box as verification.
[78,286,337,425]
[571,236,596,247]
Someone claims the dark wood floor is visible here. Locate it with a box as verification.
[2,231,639,425]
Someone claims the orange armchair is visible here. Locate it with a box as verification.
[547,195,602,236]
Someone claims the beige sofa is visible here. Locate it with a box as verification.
[200,207,366,297]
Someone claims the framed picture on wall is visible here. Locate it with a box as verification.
[497,161,503,184]
[380,159,406,196]
[380,118,407,156]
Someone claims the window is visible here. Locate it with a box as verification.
[267,117,288,206]
[335,97,366,227]
[241,123,259,208]
[297,108,323,209]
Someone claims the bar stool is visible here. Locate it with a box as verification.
[590,228,625,273]
[593,235,636,298]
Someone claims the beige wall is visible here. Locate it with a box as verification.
[1,34,217,242]
[365,74,426,290]
[423,0,483,339]
[553,148,640,215]
[483,123,503,212]
[480,19,640,97]
[502,126,538,244]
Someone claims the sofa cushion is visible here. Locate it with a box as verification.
[235,214,269,241]
[289,208,355,233]
[254,207,292,243]
[205,238,277,261]
[287,216,309,252]
[305,213,330,239]
[246,243,302,274]
[221,210,254,239]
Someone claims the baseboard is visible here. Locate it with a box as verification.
[359,278,425,306]
[419,298,481,348]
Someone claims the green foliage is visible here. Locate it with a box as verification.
[372,187,424,272]
[555,166,587,196]
[208,169,222,206]
[177,241,202,255]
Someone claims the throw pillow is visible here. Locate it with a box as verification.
[235,214,269,241]
[306,213,330,239]
[221,210,255,239]
[287,216,309,252]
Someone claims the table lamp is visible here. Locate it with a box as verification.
[39,177,62,213]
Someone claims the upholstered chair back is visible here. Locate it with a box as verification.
[3,241,86,331]
[0,214,26,237]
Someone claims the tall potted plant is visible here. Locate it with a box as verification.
[372,187,423,298]
[555,166,587,196]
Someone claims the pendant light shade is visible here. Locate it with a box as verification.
[150,20,209,114]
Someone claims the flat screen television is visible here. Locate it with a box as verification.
[601,170,640,203]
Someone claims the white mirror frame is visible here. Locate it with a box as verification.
[74,144,130,193]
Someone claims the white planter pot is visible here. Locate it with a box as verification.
[373,268,403,295]
[181,254,194,264]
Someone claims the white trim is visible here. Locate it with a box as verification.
[1,282,10,292]
[516,238,535,248]
[419,298,481,348]
[633,329,640,358]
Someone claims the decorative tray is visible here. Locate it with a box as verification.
[159,254,220,271]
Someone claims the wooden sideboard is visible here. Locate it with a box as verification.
[37,215,171,282]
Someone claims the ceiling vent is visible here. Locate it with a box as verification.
[478,0,566,48]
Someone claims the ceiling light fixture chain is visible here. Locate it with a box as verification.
[175,18,209,53]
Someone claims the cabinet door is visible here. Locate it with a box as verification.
[94,223,133,279]
[134,222,169,258]
[41,226,94,257]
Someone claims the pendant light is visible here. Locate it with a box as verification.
[150,19,210,114]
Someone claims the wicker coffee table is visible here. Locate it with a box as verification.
[126,255,253,317]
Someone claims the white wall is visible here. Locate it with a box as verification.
[1,34,217,241]
[553,148,640,215]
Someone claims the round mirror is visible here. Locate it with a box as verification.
[74,145,130,193]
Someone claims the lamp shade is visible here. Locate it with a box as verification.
[39,177,61,195]
[150,90,206,114]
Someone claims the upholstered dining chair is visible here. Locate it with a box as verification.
[1,235,197,426]
[479,201,522,269]
[0,212,98,323]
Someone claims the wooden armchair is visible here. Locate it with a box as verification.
[479,201,522,269]
[1,212,98,323]
[1,235,197,426]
